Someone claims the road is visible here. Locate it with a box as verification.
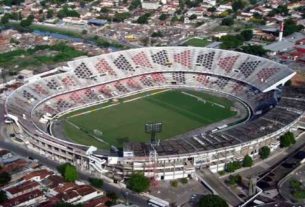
[197,168,243,206]
[0,139,149,206]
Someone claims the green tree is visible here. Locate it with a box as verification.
[242,155,253,167]
[106,191,118,201]
[0,172,11,186]
[227,174,242,185]
[221,17,234,26]
[1,14,10,25]
[259,146,270,159]
[113,12,131,22]
[171,180,178,187]
[220,35,243,49]
[240,30,253,41]
[189,14,197,20]
[0,190,8,203]
[57,163,78,182]
[284,19,304,36]
[46,9,54,19]
[238,45,268,56]
[159,13,168,21]
[20,15,34,27]
[225,161,242,172]
[198,195,228,207]
[280,131,296,148]
[232,0,246,12]
[129,0,141,10]
[136,13,151,24]
[127,173,150,193]
[89,177,104,188]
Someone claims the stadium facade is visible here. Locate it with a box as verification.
[5,47,305,180]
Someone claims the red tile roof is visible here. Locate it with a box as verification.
[6,180,39,195]
[1,189,44,207]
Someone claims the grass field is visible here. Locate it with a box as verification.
[183,37,211,47]
[62,90,237,149]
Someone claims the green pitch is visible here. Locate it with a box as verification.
[62,90,237,149]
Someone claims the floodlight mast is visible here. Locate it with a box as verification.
[145,122,162,146]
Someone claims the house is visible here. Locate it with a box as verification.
[0,189,45,207]
[5,180,40,198]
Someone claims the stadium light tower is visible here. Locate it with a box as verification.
[145,122,162,146]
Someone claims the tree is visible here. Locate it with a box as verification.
[129,0,141,10]
[0,172,11,186]
[221,17,234,26]
[46,9,54,19]
[284,19,304,36]
[113,12,131,22]
[242,155,253,167]
[220,35,243,49]
[127,173,150,193]
[232,0,246,12]
[225,161,242,172]
[0,190,8,203]
[1,14,10,25]
[280,131,296,148]
[159,13,168,21]
[89,177,103,188]
[227,174,242,185]
[106,191,118,201]
[198,195,228,207]
[20,15,34,27]
[189,14,197,20]
[240,30,253,41]
[57,163,78,182]
[238,45,268,56]
[136,13,151,24]
[259,146,270,159]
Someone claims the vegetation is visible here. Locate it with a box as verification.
[159,13,168,21]
[171,180,179,187]
[184,37,210,47]
[57,6,80,18]
[221,17,234,26]
[238,45,268,56]
[290,179,305,200]
[0,172,11,186]
[20,15,34,27]
[0,43,86,72]
[63,90,237,149]
[198,195,228,207]
[225,161,242,173]
[240,30,253,41]
[227,174,242,185]
[280,131,296,148]
[136,13,151,24]
[242,155,253,167]
[127,173,150,193]
[259,146,270,159]
[89,178,104,188]
[220,35,243,49]
[180,178,188,184]
[57,163,78,182]
[284,19,304,36]
[113,12,131,22]
[232,0,246,12]
[0,190,8,203]
[128,0,141,10]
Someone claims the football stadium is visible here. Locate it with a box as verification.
[5,47,305,180]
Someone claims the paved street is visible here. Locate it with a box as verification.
[197,168,243,206]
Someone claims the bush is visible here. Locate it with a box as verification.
[89,178,104,188]
[221,17,234,26]
[127,173,150,193]
[280,131,295,148]
[57,163,78,182]
[198,195,228,207]
[225,161,242,173]
[259,146,270,159]
[227,174,242,185]
[171,180,178,187]
[242,155,253,167]
[0,172,11,186]
[240,30,253,41]
[180,178,188,184]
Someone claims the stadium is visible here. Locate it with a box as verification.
[4,47,305,181]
